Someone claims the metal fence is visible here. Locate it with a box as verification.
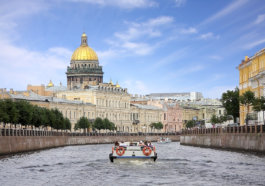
[182,125,265,135]
[0,128,180,137]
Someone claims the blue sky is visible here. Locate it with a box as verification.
[1,0,265,98]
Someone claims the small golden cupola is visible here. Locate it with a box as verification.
[116,81,120,88]
[47,80,54,87]
[109,79,113,85]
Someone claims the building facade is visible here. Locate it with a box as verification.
[238,48,265,125]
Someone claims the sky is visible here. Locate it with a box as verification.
[0,0,265,99]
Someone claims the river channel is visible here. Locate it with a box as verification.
[0,142,265,186]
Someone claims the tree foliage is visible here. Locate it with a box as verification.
[239,90,255,124]
[75,117,91,132]
[93,117,104,131]
[221,88,239,122]
[252,96,265,125]
[185,120,196,128]
[0,99,71,130]
[252,96,265,112]
[93,117,116,131]
[210,114,231,124]
[150,122,163,130]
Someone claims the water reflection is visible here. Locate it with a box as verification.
[0,142,265,186]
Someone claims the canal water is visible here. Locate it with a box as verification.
[0,142,265,186]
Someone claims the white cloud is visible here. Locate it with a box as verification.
[199,32,220,40]
[180,27,197,34]
[106,16,174,56]
[0,0,48,40]
[204,86,235,99]
[201,0,249,25]
[243,38,265,50]
[254,14,265,24]
[48,47,73,58]
[175,0,186,7]
[165,64,205,80]
[68,0,158,9]
[122,80,149,94]
[0,0,70,90]
[0,41,70,89]
[209,55,222,61]
[122,42,154,55]
[152,47,189,69]
[115,16,174,42]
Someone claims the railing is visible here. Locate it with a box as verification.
[182,125,265,135]
[67,67,103,74]
[0,128,180,137]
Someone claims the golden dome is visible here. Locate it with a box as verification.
[47,80,54,87]
[116,81,120,88]
[71,46,98,61]
[71,32,98,61]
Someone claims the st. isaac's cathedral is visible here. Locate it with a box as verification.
[2,33,163,132]
[66,33,104,90]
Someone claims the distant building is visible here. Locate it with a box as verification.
[147,100,183,132]
[238,48,265,125]
[27,81,67,97]
[146,92,203,101]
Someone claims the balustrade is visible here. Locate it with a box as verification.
[182,124,265,135]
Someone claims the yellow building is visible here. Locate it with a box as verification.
[238,48,265,125]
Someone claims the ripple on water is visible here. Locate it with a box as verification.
[1,142,265,186]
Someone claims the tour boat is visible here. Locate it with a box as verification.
[109,142,157,162]
[157,137,171,144]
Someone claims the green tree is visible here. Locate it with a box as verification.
[109,122,116,131]
[52,109,64,130]
[31,105,43,127]
[103,118,111,130]
[239,90,255,125]
[185,120,195,128]
[210,114,220,124]
[0,100,9,125]
[221,88,239,123]
[150,122,163,131]
[93,117,104,132]
[64,118,72,131]
[15,100,33,126]
[46,109,56,128]
[75,117,90,133]
[253,96,265,125]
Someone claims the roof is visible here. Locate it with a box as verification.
[8,91,95,106]
[131,103,162,111]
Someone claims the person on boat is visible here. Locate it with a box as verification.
[119,141,127,147]
[144,141,148,146]
[139,141,144,146]
[115,141,119,146]
[147,141,153,147]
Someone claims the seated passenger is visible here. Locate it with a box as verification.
[119,141,127,147]
[147,141,153,147]
[139,141,144,146]
[115,141,119,146]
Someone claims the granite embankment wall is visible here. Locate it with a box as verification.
[180,125,265,153]
[0,130,180,155]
